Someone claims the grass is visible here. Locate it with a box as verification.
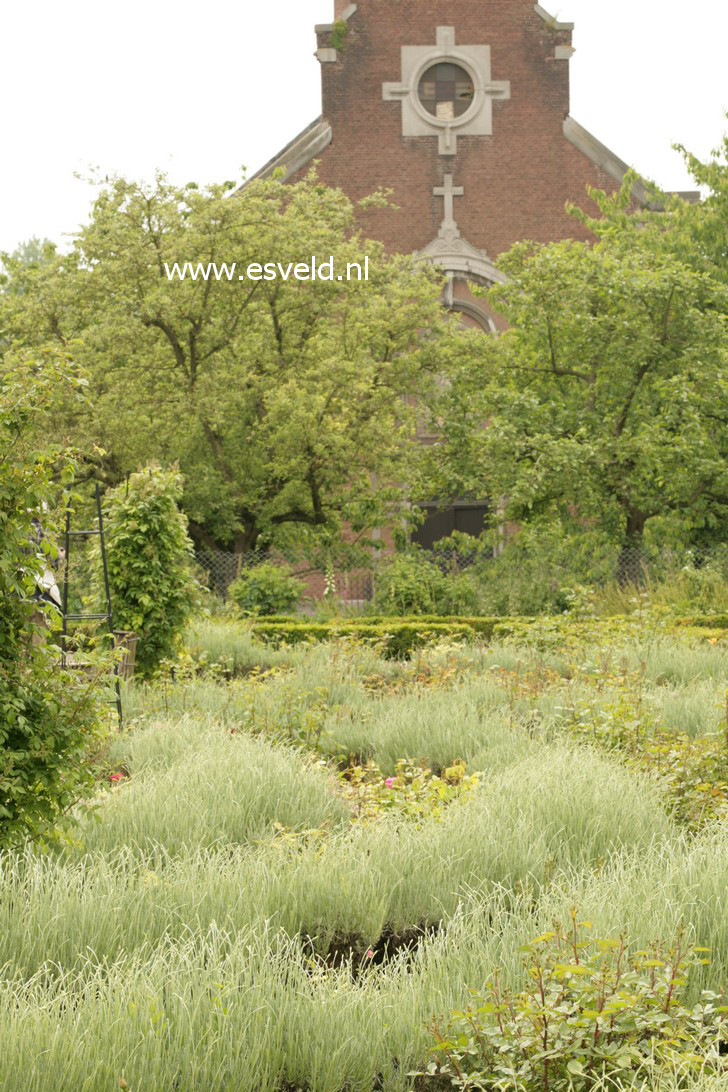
[84,718,350,857]
[645,679,726,736]
[2,618,728,1089]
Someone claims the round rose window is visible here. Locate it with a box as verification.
[417,62,475,120]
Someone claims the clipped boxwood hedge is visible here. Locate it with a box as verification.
[215,612,728,667]
[679,628,728,642]
[253,615,507,633]
[249,619,489,658]
[673,615,728,629]
[248,614,728,658]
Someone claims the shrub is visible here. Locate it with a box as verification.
[244,616,504,658]
[421,915,726,1090]
[566,696,728,832]
[0,355,105,845]
[228,561,304,616]
[373,551,483,616]
[94,466,196,677]
[432,521,618,616]
[342,759,480,823]
[438,570,483,615]
[675,614,728,630]
[373,552,448,615]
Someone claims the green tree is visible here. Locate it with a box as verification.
[0,352,104,845]
[676,130,728,282]
[571,128,728,285]
[2,171,463,553]
[556,126,728,553]
[0,238,57,349]
[426,239,728,579]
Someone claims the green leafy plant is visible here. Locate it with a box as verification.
[373,550,482,617]
[0,354,106,845]
[342,758,480,823]
[93,466,196,677]
[640,732,728,830]
[567,695,728,831]
[328,18,349,52]
[374,552,448,615]
[228,561,304,616]
[420,914,727,1090]
[471,522,618,617]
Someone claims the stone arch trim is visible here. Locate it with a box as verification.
[447,295,497,333]
[418,241,506,289]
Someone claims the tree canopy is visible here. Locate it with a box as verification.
[1,171,468,551]
[4,133,728,565]
[571,131,728,286]
[422,201,728,569]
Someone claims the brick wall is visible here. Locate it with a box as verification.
[303,0,621,261]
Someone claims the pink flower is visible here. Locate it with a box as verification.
[110,772,126,783]
[365,948,375,959]
[385,778,395,788]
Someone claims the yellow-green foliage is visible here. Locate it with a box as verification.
[94,467,196,676]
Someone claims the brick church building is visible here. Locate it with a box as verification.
[251,0,652,548]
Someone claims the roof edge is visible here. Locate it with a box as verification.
[563,117,653,207]
[533,4,575,31]
[245,117,333,185]
[314,4,358,35]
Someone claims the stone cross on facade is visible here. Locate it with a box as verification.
[419,170,505,288]
[434,175,464,233]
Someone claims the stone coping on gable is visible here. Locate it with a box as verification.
[245,117,332,185]
[533,4,575,31]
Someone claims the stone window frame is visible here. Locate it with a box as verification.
[383,27,510,156]
[449,296,497,334]
[414,57,479,126]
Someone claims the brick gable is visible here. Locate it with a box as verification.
[251,2,650,268]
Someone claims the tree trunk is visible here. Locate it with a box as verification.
[233,527,260,555]
[187,521,220,552]
[617,511,647,588]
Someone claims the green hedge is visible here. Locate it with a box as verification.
[205,613,728,667]
[255,615,507,634]
[250,615,728,658]
[249,619,488,658]
[673,627,728,643]
[673,615,728,629]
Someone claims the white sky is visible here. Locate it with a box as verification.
[1,0,726,254]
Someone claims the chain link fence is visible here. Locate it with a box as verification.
[194,550,375,605]
[194,544,728,609]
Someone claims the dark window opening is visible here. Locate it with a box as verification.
[411,503,490,551]
[418,63,475,120]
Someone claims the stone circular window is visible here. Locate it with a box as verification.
[417,62,475,121]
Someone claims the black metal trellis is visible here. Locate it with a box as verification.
[60,482,122,729]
